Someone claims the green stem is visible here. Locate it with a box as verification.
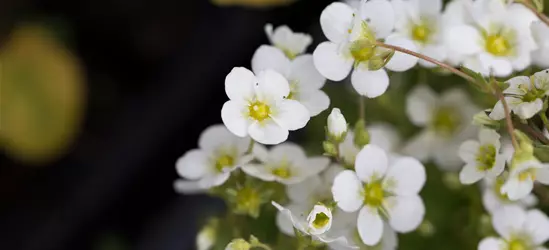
[358,95,365,121]
[246,139,255,154]
[540,112,549,132]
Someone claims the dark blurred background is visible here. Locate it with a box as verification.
[0,0,334,249]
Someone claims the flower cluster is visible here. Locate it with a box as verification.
[172,0,549,249]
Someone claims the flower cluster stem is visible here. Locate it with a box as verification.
[359,95,365,121]
[490,81,519,149]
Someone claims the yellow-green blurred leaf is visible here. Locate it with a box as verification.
[0,24,85,164]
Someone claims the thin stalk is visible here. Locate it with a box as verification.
[246,139,255,154]
[491,81,519,149]
[375,42,476,84]
[358,95,365,121]
[540,112,549,132]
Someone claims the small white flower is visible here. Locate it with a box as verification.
[489,69,549,120]
[481,178,538,214]
[221,67,310,145]
[242,143,330,185]
[332,145,426,246]
[328,108,348,140]
[252,37,329,117]
[458,129,506,184]
[531,21,549,68]
[403,85,479,170]
[264,24,312,59]
[276,164,345,236]
[339,124,401,167]
[390,0,447,67]
[272,201,358,248]
[313,0,418,98]
[501,156,549,200]
[478,205,549,250]
[174,124,252,191]
[445,0,538,76]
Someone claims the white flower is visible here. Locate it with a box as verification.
[272,201,358,248]
[339,123,401,167]
[390,0,447,67]
[331,145,426,245]
[481,178,538,214]
[501,156,549,200]
[329,218,398,250]
[313,0,418,98]
[276,164,345,236]
[328,108,348,140]
[251,45,329,117]
[531,21,549,68]
[403,85,479,170]
[478,206,549,250]
[264,24,312,59]
[489,69,549,120]
[221,67,310,145]
[445,0,538,76]
[242,143,330,185]
[174,124,252,191]
[458,129,506,184]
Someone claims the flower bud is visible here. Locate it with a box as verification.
[306,204,333,235]
[225,239,251,250]
[327,108,347,142]
[323,141,338,157]
[197,219,218,250]
[472,110,501,129]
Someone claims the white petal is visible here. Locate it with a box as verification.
[478,54,513,77]
[270,142,307,162]
[525,209,549,245]
[357,206,383,246]
[489,100,509,120]
[355,144,389,182]
[198,124,236,151]
[478,237,506,250]
[401,130,437,161]
[299,90,330,116]
[271,100,310,130]
[251,45,291,76]
[458,140,480,163]
[320,2,355,43]
[225,67,257,101]
[173,179,206,194]
[252,144,269,162]
[459,163,485,184]
[241,163,276,181]
[419,45,447,68]
[481,188,501,214]
[198,173,231,188]
[269,25,312,56]
[332,170,364,212]
[531,21,549,46]
[248,120,289,145]
[313,42,354,81]
[255,69,290,102]
[514,99,543,119]
[176,149,209,179]
[276,209,296,236]
[289,55,326,90]
[493,205,526,239]
[383,156,426,195]
[386,195,425,233]
[351,68,389,98]
[445,25,482,55]
[360,0,395,39]
[368,123,400,152]
[301,157,331,177]
[537,166,549,185]
[272,201,308,233]
[533,69,549,91]
[418,0,442,16]
[287,175,322,203]
[221,100,249,137]
[501,175,534,201]
[488,154,506,178]
[383,35,419,72]
[405,85,437,126]
[479,129,501,147]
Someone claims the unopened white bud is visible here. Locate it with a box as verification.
[327,108,347,142]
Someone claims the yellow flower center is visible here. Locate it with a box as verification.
[363,181,384,207]
[486,35,511,56]
[494,178,510,201]
[272,165,292,179]
[518,170,536,182]
[312,212,330,229]
[508,238,530,250]
[431,107,462,136]
[412,24,431,43]
[476,144,496,171]
[215,155,234,172]
[235,186,261,217]
[248,101,271,121]
[350,39,376,63]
